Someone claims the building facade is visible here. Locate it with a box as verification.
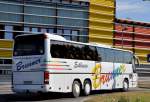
[115,19,150,64]
[0,0,115,80]
[1,0,150,80]
[89,0,115,45]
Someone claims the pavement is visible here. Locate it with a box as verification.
[0,84,86,102]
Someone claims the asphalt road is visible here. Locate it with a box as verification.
[0,85,85,102]
[0,77,150,102]
[0,84,150,102]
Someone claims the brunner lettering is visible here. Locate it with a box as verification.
[16,59,41,71]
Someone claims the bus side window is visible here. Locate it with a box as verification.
[127,52,132,64]
[51,41,100,61]
[84,45,91,60]
[88,46,97,61]
[97,47,105,62]
[115,51,124,63]
[63,42,70,59]
[51,40,65,58]
[51,41,59,58]
[105,49,114,62]
[114,50,119,63]
[74,44,82,60]
[69,44,75,59]
[95,47,101,61]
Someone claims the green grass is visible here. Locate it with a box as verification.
[84,92,150,102]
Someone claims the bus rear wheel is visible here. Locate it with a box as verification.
[72,81,81,98]
[122,79,129,92]
[83,80,91,96]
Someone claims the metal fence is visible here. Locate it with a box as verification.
[136,64,150,77]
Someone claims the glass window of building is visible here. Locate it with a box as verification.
[0,24,4,39]
[47,28,54,33]
[32,27,38,33]
[0,1,22,22]
[72,1,80,5]
[71,30,78,41]
[13,26,23,39]
[57,4,88,26]
[0,70,11,75]
[0,70,2,75]
[0,0,89,42]
[41,28,47,33]
[57,3,88,43]
[62,0,70,4]
[52,0,61,3]
[0,59,3,64]
[81,2,88,6]
[24,2,56,25]
[79,29,88,43]
[24,27,30,32]
[4,59,12,64]
[5,25,13,39]
[64,29,71,40]
[57,29,63,35]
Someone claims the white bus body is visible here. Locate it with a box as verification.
[12,33,138,97]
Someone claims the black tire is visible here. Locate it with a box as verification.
[83,80,91,96]
[72,81,81,98]
[122,80,129,92]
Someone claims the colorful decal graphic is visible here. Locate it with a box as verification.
[92,64,126,89]
[41,60,71,70]
[92,63,101,89]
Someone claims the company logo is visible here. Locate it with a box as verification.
[16,59,41,71]
[74,62,88,68]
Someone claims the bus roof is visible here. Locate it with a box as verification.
[15,33,66,41]
[46,33,66,41]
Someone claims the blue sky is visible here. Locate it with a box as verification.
[116,0,150,22]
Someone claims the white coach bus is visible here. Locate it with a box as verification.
[12,33,139,97]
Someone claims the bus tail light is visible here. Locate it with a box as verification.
[44,34,48,39]
[44,71,49,84]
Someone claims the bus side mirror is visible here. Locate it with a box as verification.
[134,56,140,67]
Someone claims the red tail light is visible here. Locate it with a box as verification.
[44,34,48,39]
[44,71,49,84]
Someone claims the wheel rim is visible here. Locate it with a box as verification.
[124,81,128,90]
[85,83,90,95]
[74,84,80,94]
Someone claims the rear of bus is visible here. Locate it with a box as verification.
[12,34,49,93]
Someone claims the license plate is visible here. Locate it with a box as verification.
[24,81,32,84]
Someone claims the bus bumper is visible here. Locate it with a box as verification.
[12,84,49,93]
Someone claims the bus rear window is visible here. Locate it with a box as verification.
[14,35,44,56]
